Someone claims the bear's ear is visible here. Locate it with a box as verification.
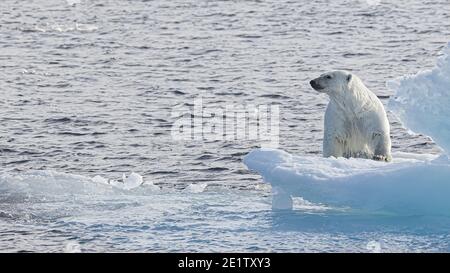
[347,74,352,83]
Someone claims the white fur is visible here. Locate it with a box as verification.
[311,71,392,161]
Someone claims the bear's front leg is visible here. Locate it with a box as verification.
[323,132,346,158]
[323,103,346,158]
[372,132,392,162]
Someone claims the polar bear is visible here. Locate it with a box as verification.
[310,71,392,161]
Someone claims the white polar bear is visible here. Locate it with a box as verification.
[310,71,392,161]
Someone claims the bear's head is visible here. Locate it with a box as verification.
[310,71,353,96]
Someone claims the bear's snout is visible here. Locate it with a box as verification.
[310,79,323,91]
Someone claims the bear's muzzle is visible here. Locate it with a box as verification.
[310,79,324,91]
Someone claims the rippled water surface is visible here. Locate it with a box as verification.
[1,0,450,252]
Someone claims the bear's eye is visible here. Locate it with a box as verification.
[325,75,332,79]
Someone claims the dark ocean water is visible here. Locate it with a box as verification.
[0,0,449,252]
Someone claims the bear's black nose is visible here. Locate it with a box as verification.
[310,80,324,91]
[310,80,319,89]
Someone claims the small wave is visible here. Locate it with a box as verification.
[0,148,17,153]
[197,86,215,91]
[235,34,263,39]
[4,160,30,165]
[215,91,245,96]
[343,52,373,58]
[149,171,178,175]
[56,131,90,136]
[259,94,291,99]
[190,49,223,56]
[171,90,186,95]
[194,12,236,18]
[195,155,215,160]
[192,167,230,173]
[44,117,72,123]
[323,31,345,35]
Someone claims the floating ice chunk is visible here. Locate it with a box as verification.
[122,172,144,190]
[184,183,208,193]
[142,183,161,192]
[107,179,122,189]
[0,170,119,199]
[388,41,450,154]
[244,148,450,214]
[0,171,159,201]
[106,172,160,191]
[245,41,450,213]
[92,175,109,185]
[104,172,145,190]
